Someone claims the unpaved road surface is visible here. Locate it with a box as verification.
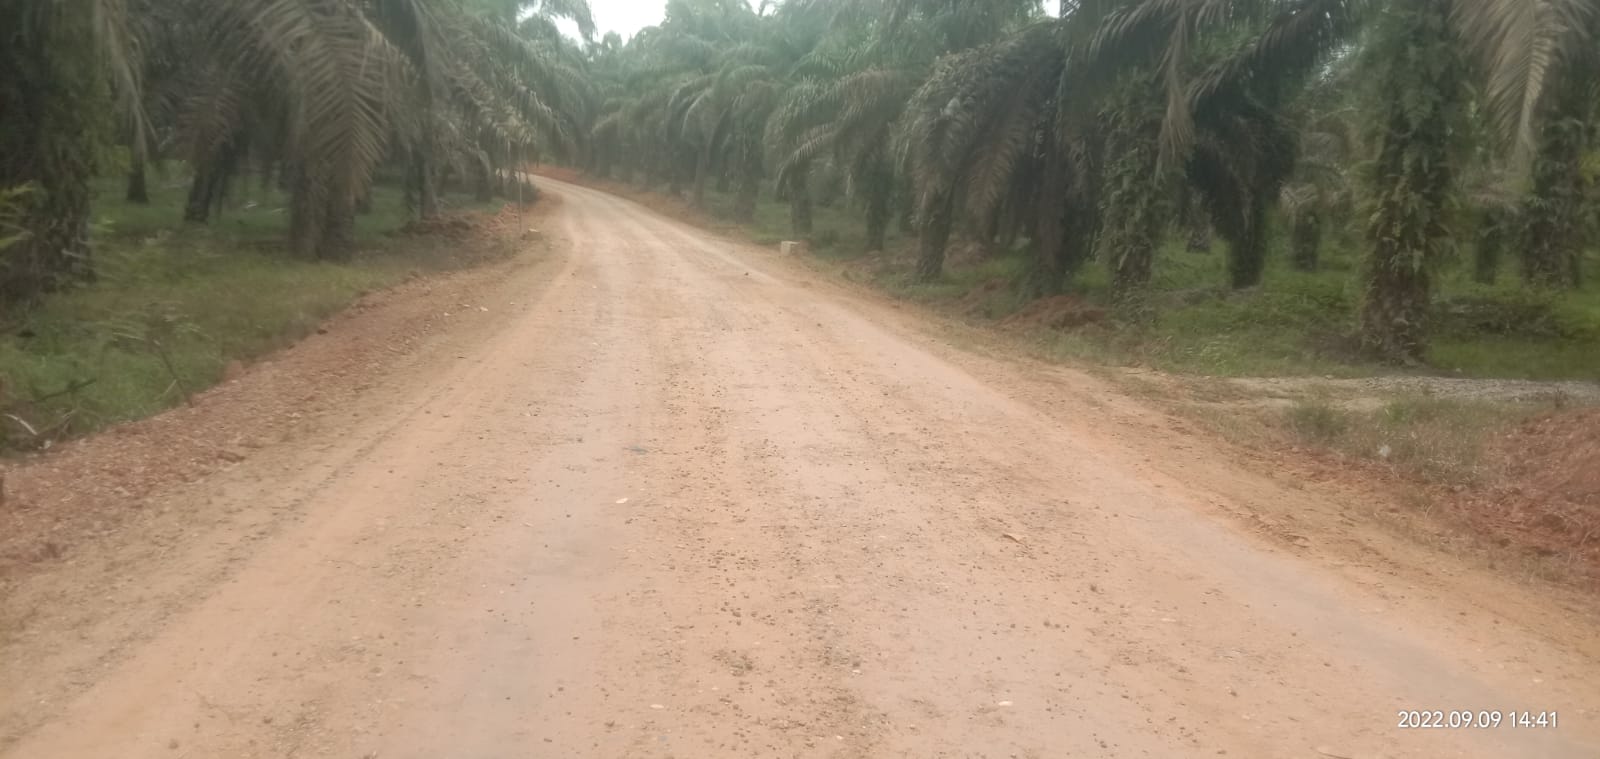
[3,179,1598,758]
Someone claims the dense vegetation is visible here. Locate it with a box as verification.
[0,0,592,299]
[580,0,1600,370]
[1,0,593,445]
[3,0,1597,397]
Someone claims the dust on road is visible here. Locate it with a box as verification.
[2,179,1596,758]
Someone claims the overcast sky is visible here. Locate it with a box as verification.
[588,0,667,39]
[566,1,1052,43]
[561,0,758,41]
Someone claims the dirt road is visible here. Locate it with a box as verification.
[3,178,1597,758]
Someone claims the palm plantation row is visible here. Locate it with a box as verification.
[1,0,593,298]
[585,0,1597,364]
[2,0,1596,368]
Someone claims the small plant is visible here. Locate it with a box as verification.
[809,228,841,251]
[0,376,97,451]
[98,305,206,407]
[0,184,35,252]
[1286,399,1349,444]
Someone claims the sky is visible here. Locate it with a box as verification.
[563,0,760,42]
[562,0,1053,44]
[588,0,669,40]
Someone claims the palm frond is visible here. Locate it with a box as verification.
[1454,0,1599,157]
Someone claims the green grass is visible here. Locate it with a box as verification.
[1279,395,1557,486]
[1,174,510,448]
[694,184,1599,381]
[696,184,881,255]
[576,178,1598,381]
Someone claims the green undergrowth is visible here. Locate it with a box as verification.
[574,178,1598,381]
[1282,395,1557,485]
[844,218,1594,381]
[1,175,514,449]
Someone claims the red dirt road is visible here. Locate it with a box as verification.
[2,178,1597,758]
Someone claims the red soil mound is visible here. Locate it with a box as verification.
[1498,408,1600,509]
[1000,294,1107,330]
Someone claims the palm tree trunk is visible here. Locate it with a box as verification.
[1109,230,1157,295]
[474,161,494,203]
[1358,0,1463,363]
[419,163,440,219]
[998,206,1022,253]
[669,155,688,198]
[977,209,1005,259]
[1474,208,1510,284]
[1290,211,1322,271]
[319,195,356,261]
[289,167,323,260]
[409,151,439,219]
[1520,76,1592,289]
[788,168,813,237]
[185,146,237,223]
[733,161,759,223]
[863,158,892,252]
[0,6,100,302]
[1187,223,1212,254]
[1100,91,1169,301]
[916,191,954,282]
[1023,143,1092,298]
[692,142,712,209]
[1102,157,1166,297]
[1226,197,1270,288]
[1178,189,1211,253]
[865,188,890,252]
[126,156,149,204]
[184,169,213,223]
[1025,155,1069,298]
[0,168,94,302]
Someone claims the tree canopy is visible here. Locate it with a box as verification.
[4,0,1599,363]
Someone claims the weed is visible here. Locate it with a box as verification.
[1286,399,1349,444]
[0,175,507,450]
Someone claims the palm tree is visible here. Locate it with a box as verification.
[1,0,590,305]
[770,0,1039,253]
[1354,0,1469,362]
[1463,169,1520,284]
[1280,84,1358,272]
[169,0,589,257]
[1,0,141,302]
[897,0,1352,293]
[899,21,1076,286]
[585,3,744,198]
[1339,0,1599,357]
[1515,73,1595,287]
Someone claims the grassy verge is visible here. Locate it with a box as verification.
[869,241,1600,380]
[1170,388,1567,489]
[1,175,512,449]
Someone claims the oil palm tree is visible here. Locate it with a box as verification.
[1280,80,1359,272]
[1,0,141,302]
[898,0,1353,293]
[169,0,589,256]
[770,0,1039,251]
[1351,0,1599,356]
[1484,1,1600,282]
[1514,72,1596,287]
